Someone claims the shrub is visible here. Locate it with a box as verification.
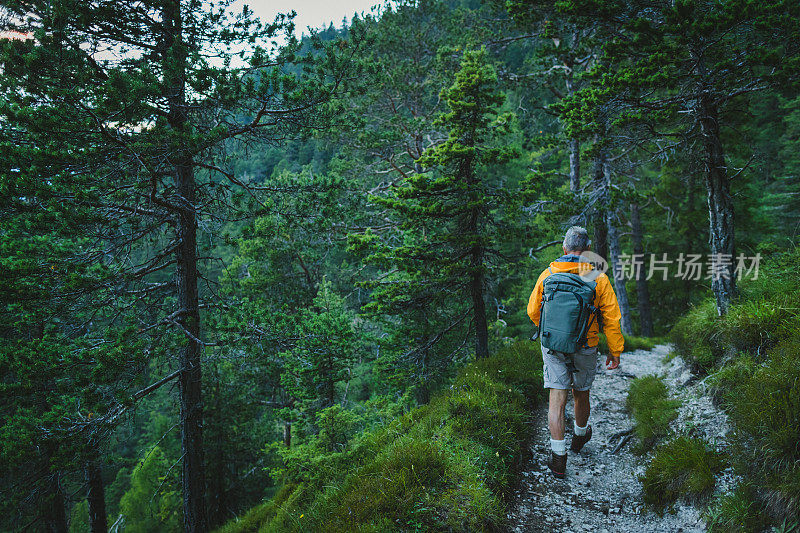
[721,299,792,355]
[213,483,299,533]
[671,252,800,374]
[625,375,679,453]
[215,340,545,533]
[670,299,724,373]
[641,436,725,510]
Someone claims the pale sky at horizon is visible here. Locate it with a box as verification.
[235,0,387,36]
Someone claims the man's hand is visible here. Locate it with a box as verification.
[606,354,620,370]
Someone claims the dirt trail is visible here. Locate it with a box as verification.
[506,344,732,533]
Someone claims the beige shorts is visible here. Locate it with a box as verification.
[541,344,600,391]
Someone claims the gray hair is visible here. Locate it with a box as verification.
[563,225,591,252]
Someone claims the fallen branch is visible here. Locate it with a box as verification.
[612,434,634,454]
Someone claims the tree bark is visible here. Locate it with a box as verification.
[630,202,654,336]
[697,90,736,315]
[565,55,580,193]
[85,459,108,533]
[465,126,489,359]
[163,1,208,531]
[592,153,608,261]
[606,211,634,336]
[471,258,489,358]
[601,159,633,335]
[682,173,700,307]
[283,421,292,448]
[692,48,736,316]
[569,138,580,193]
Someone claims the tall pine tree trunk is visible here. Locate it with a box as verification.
[602,161,633,335]
[693,50,736,316]
[565,68,580,193]
[697,89,736,315]
[465,131,489,359]
[630,202,654,336]
[683,173,700,307]
[606,214,634,336]
[163,1,208,531]
[471,258,489,359]
[569,138,580,193]
[85,459,107,533]
[592,153,608,261]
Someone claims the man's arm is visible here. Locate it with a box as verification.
[527,272,547,326]
[597,274,624,368]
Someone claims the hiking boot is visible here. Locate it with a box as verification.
[548,451,567,478]
[571,425,592,453]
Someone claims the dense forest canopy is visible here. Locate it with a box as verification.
[0,0,798,531]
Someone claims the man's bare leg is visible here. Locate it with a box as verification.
[547,388,570,477]
[573,389,590,428]
[548,388,569,440]
[570,388,592,452]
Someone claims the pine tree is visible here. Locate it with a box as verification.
[353,47,518,371]
[503,0,599,193]
[280,280,363,421]
[0,2,366,529]
[556,0,800,314]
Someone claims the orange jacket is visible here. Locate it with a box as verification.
[527,256,624,358]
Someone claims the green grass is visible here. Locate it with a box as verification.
[641,435,725,510]
[213,483,300,533]
[705,484,769,533]
[669,252,800,529]
[214,340,546,533]
[707,339,800,526]
[625,375,680,454]
[597,333,664,354]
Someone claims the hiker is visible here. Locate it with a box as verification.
[526,225,624,478]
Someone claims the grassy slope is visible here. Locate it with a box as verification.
[669,252,800,530]
[215,341,546,533]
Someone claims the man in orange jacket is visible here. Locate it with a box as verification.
[527,225,624,477]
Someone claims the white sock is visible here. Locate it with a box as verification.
[574,421,589,436]
[550,438,566,455]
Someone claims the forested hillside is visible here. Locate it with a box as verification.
[1,0,798,531]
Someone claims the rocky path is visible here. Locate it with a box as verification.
[506,344,732,533]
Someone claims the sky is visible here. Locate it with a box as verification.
[0,1,389,64]
[2,1,387,41]
[235,0,386,36]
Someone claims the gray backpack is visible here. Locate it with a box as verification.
[537,269,601,353]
